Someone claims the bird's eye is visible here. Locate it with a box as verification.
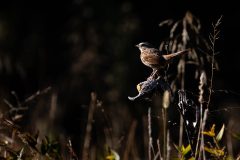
[141,44,147,47]
[141,42,152,48]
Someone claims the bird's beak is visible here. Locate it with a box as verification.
[135,44,139,47]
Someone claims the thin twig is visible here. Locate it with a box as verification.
[148,107,152,160]
[3,99,28,114]
[157,139,162,160]
[166,130,170,160]
[162,107,168,160]
[67,139,79,160]
[206,16,222,109]
[24,86,52,103]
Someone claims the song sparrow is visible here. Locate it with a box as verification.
[136,42,189,73]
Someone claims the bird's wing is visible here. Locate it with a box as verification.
[143,53,161,66]
[148,48,161,55]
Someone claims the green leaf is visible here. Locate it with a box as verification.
[216,124,225,142]
[202,124,215,137]
[173,144,191,157]
[204,147,224,157]
[182,144,191,156]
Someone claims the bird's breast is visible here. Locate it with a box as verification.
[140,53,166,69]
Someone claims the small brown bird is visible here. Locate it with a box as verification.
[136,42,189,74]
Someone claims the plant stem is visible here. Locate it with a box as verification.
[148,108,152,160]
[206,16,222,109]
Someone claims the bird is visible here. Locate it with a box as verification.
[136,42,189,75]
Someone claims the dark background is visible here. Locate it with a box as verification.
[0,0,240,157]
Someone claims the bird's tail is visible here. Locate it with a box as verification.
[162,49,190,60]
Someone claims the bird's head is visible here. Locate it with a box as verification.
[136,42,153,51]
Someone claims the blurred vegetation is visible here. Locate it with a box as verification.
[0,0,240,159]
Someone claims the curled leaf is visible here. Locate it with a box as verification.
[216,124,225,142]
[128,76,172,101]
[105,146,120,160]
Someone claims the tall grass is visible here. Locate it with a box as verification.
[1,12,239,160]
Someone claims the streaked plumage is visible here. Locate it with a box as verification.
[136,42,189,71]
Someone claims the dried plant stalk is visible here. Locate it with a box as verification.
[82,92,97,160]
[123,120,137,160]
[148,107,152,160]
[206,15,222,109]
